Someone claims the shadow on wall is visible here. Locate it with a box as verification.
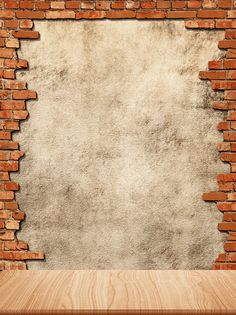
[13,20,228,269]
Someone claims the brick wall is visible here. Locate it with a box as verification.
[0,0,235,270]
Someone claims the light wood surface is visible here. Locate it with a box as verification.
[0,270,236,314]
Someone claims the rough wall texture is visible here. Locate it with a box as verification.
[12,20,226,269]
[1,0,236,270]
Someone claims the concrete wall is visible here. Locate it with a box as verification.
[13,20,227,269]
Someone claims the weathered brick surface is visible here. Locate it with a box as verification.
[0,0,235,270]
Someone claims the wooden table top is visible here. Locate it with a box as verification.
[0,270,236,314]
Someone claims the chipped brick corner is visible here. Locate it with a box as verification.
[1,0,236,270]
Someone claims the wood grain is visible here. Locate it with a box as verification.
[0,270,236,314]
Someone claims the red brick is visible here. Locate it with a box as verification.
[0,30,10,38]
[218,222,236,230]
[218,182,233,191]
[0,91,11,100]
[225,91,236,100]
[225,30,236,39]
[0,211,9,219]
[0,152,9,161]
[46,10,75,19]
[13,30,39,39]
[199,71,226,80]
[219,0,233,7]
[224,212,236,221]
[228,71,236,79]
[4,241,28,251]
[187,0,201,8]
[4,201,18,210]
[156,1,171,9]
[0,48,14,58]
[230,142,236,150]
[19,0,34,8]
[218,173,236,182]
[10,150,24,160]
[231,163,236,172]
[202,0,217,8]
[16,10,45,19]
[19,19,33,29]
[0,141,18,150]
[213,263,236,270]
[208,60,223,69]
[5,59,28,69]
[225,60,236,69]
[76,11,105,18]
[216,19,236,28]
[219,40,236,49]
[136,10,165,18]
[35,1,50,10]
[50,1,65,9]
[13,111,28,120]
[81,1,94,9]
[4,262,26,270]
[140,1,155,9]
[0,173,9,181]
[4,0,19,9]
[4,121,20,131]
[2,70,15,79]
[0,161,18,172]
[212,80,236,90]
[4,182,19,191]
[172,0,186,8]
[4,81,26,91]
[0,191,14,200]
[106,10,136,18]
[217,142,231,151]
[95,1,110,10]
[0,230,14,240]
[185,20,215,29]
[0,132,11,140]
[5,220,19,230]
[228,232,236,240]
[0,10,15,18]
[1,100,25,110]
[111,1,125,9]
[228,193,236,200]
[5,39,20,48]
[12,90,36,100]
[202,191,227,201]
[65,1,81,9]
[229,252,236,261]
[228,10,236,18]
[126,1,140,9]
[197,10,226,18]
[213,101,236,110]
[227,50,236,59]
[167,10,196,18]
[220,152,236,162]
[4,20,19,29]
[228,111,236,120]
[12,210,25,220]
[217,202,236,211]
[0,251,44,260]
[224,131,236,141]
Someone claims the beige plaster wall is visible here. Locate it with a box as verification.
[13,20,227,269]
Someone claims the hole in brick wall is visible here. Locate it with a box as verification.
[13,20,227,269]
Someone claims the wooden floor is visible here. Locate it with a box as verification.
[0,270,236,314]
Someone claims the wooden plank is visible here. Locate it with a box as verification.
[0,270,236,314]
